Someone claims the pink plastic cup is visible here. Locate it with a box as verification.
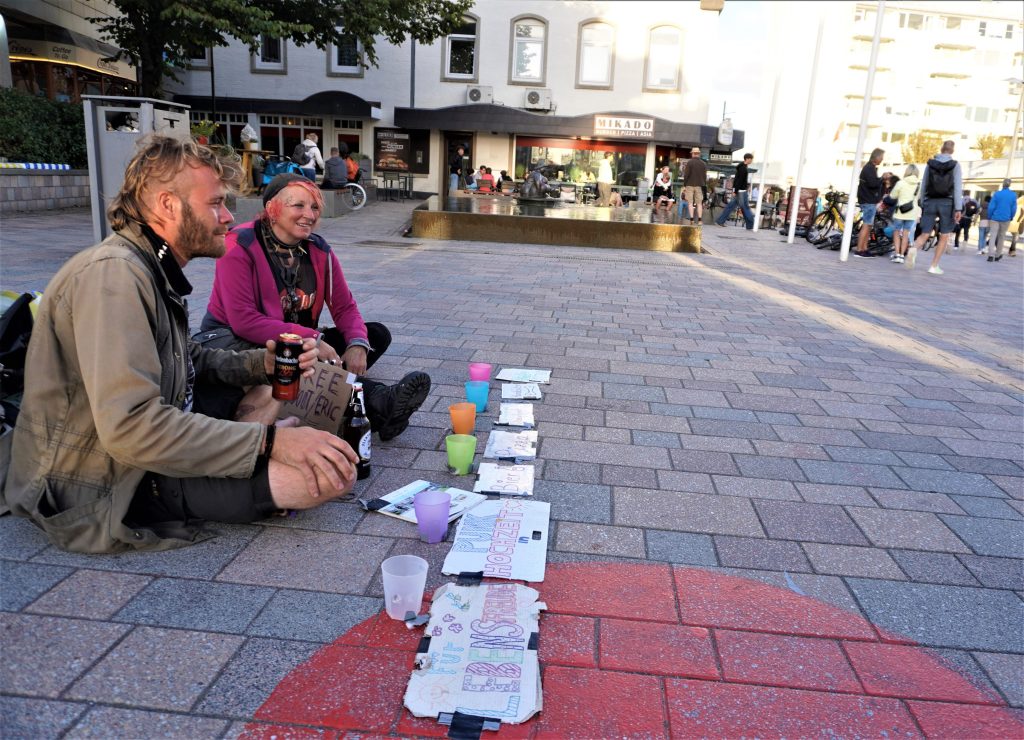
[468,362,492,382]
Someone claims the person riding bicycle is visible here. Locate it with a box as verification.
[199,173,431,441]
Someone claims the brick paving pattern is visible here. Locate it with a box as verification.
[1,204,1022,737]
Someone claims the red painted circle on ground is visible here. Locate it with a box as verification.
[242,563,1023,739]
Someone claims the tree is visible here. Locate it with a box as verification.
[90,0,474,99]
[975,133,1009,159]
[901,131,943,164]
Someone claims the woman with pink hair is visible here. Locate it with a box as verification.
[200,173,430,441]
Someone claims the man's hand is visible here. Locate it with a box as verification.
[318,342,343,367]
[272,426,358,497]
[264,337,319,379]
[954,210,962,225]
[341,345,368,376]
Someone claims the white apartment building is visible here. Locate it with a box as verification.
[170,0,742,195]
[753,0,1023,193]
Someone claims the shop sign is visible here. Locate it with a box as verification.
[709,152,733,163]
[9,38,135,81]
[593,115,654,139]
[718,118,734,146]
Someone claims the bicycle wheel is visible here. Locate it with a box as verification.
[341,183,367,210]
[807,211,834,246]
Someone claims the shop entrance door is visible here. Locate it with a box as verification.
[443,132,473,197]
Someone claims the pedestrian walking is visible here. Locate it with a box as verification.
[953,191,978,250]
[1006,192,1023,257]
[888,164,920,265]
[682,147,708,223]
[976,195,992,255]
[908,140,962,275]
[714,153,755,229]
[597,152,614,207]
[986,178,1017,262]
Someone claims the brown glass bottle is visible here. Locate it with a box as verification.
[343,384,371,480]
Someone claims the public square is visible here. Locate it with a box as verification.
[1,199,1022,737]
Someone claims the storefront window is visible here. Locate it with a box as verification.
[52,65,75,102]
[514,137,646,185]
[578,22,614,88]
[511,17,546,84]
[12,61,45,97]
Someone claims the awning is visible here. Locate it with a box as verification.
[173,90,381,119]
[393,104,744,151]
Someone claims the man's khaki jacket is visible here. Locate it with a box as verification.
[2,224,268,553]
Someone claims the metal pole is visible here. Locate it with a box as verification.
[787,17,824,244]
[1006,82,1023,180]
[839,0,886,262]
[753,72,779,233]
[210,47,217,125]
[410,40,416,108]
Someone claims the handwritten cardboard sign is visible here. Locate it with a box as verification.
[277,362,352,432]
[404,582,545,725]
[442,499,550,582]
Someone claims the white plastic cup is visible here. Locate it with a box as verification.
[381,554,428,620]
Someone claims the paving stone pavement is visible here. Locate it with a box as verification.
[1,203,1022,737]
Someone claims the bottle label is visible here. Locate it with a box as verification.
[358,431,371,460]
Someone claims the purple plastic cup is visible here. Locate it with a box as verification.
[468,362,492,381]
[414,489,451,544]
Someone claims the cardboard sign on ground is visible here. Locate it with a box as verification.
[277,362,352,432]
[404,582,545,725]
[442,499,550,582]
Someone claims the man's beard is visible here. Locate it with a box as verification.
[179,200,225,259]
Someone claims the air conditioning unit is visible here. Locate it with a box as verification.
[466,85,493,104]
[524,88,552,111]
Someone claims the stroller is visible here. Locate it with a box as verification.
[258,156,304,194]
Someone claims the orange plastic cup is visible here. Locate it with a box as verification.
[449,402,476,435]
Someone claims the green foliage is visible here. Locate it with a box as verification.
[901,131,943,164]
[976,133,1009,159]
[0,88,87,167]
[90,0,475,98]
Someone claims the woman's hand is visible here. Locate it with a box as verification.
[341,345,368,376]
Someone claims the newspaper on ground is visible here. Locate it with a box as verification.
[501,382,542,400]
[474,463,535,496]
[495,368,551,384]
[496,402,535,428]
[442,499,550,582]
[483,430,538,462]
[358,480,485,524]
[403,582,545,724]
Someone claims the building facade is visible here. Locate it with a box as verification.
[752,0,1022,192]
[170,0,742,195]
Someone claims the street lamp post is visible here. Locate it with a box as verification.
[1006,77,1023,181]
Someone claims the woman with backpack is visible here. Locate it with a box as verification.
[293,133,324,182]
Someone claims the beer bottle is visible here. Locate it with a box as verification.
[343,383,372,480]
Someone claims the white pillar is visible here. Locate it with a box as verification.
[1006,81,1024,180]
[753,73,780,233]
[839,0,886,262]
[787,17,825,245]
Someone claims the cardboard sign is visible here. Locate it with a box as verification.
[483,430,538,462]
[495,368,551,384]
[496,403,535,428]
[277,362,352,433]
[501,383,542,400]
[474,463,535,497]
[404,582,545,724]
[443,499,551,582]
[359,480,486,524]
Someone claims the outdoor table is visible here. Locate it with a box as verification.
[379,171,408,201]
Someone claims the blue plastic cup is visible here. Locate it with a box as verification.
[465,380,489,412]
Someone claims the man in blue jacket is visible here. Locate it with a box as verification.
[986,178,1018,262]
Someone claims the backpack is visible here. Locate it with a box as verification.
[963,198,978,218]
[925,158,956,199]
[0,292,36,500]
[292,142,312,166]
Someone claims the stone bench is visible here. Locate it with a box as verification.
[228,184,375,223]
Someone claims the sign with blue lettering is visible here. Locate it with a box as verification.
[404,582,544,725]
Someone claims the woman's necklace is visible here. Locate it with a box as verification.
[260,220,307,320]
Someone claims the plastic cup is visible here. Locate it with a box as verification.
[449,402,476,435]
[445,433,477,475]
[465,380,489,412]
[468,362,492,381]
[381,554,428,620]
[414,489,451,544]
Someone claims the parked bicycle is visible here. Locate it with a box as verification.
[806,188,892,254]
